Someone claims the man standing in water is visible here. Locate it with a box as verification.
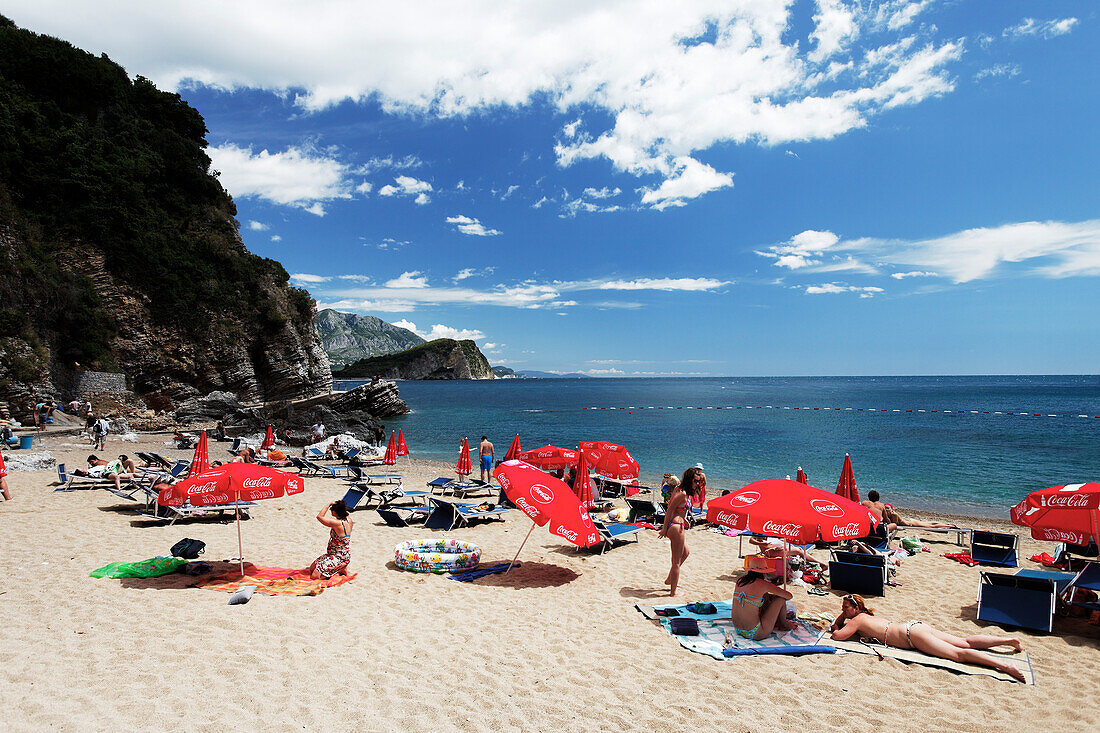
[478,435,494,483]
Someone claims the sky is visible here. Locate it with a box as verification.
[9,1,1099,376]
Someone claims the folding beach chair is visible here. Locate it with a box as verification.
[289,456,321,475]
[976,571,1061,632]
[424,498,507,530]
[626,496,661,523]
[147,452,175,470]
[829,550,887,597]
[377,506,430,527]
[591,520,644,554]
[854,522,894,552]
[138,500,258,525]
[427,477,456,495]
[1065,561,1100,614]
[301,458,348,477]
[970,531,1019,567]
[228,438,242,455]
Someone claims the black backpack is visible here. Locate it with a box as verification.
[170,538,206,560]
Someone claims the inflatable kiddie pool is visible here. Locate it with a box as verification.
[394,539,481,574]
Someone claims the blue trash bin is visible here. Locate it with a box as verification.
[18,435,32,450]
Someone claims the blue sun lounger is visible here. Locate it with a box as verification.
[971,531,1019,567]
[377,506,430,527]
[424,498,508,530]
[1065,562,1100,613]
[976,571,1062,632]
[591,520,645,554]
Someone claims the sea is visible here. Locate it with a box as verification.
[334,376,1100,519]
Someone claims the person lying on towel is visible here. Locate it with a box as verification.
[829,594,1024,682]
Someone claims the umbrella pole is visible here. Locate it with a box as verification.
[506,523,537,575]
[236,500,244,578]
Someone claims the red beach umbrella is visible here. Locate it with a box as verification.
[504,434,522,462]
[456,437,472,476]
[707,478,879,545]
[588,447,640,481]
[573,450,596,510]
[494,460,601,571]
[396,429,409,456]
[835,453,859,503]
[795,467,808,484]
[1011,482,1100,546]
[516,445,578,472]
[188,430,209,477]
[383,431,398,466]
[260,424,275,452]
[158,463,304,576]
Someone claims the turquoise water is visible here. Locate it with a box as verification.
[338,376,1100,518]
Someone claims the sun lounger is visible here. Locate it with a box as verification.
[626,496,662,523]
[303,458,353,478]
[971,530,1019,567]
[138,500,257,525]
[1065,561,1100,613]
[144,452,175,470]
[423,498,508,530]
[895,524,973,546]
[592,520,644,554]
[55,463,111,491]
[854,522,894,552]
[377,506,431,527]
[497,487,516,509]
[228,438,242,455]
[976,571,1061,632]
[289,456,323,475]
[829,550,887,597]
[341,480,420,511]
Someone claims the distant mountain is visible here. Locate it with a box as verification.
[316,309,425,370]
[516,370,590,379]
[334,339,497,380]
[492,366,516,378]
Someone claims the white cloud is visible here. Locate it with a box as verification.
[501,185,520,200]
[290,273,331,283]
[587,277,729,292]
[453,268,476,282]
[1004,18,1078,40]
[446,215,501,236]
[763,219,1100,283]
[270,234,282,242]
[247,220,268,231]
[15,2,974,211]
[890,270,937,279]
[483,342,497,350]
[384,271,429,289]
[208,143,352,212]
[378,175,433,201]
[337,274,373,283]
[388,320,485,341]
[355,181,372,194]
[582,187,621,199]
[365,237,410,250]
[974,64,1021,82]
[584,367,625,375]
[805,283,884,298]
[638,158,734,210]
[532,196,551,209]
[360,155,423,171]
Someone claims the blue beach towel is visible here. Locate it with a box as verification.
[649,600,833,660]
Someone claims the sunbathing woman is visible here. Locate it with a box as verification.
[309,500,353,580]
[731,570,796,640]
[748,536,827,570]
[658,467,700,597]
[829,594,1024,682]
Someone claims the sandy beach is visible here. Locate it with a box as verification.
[2,430,1099,732]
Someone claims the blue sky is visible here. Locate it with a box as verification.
[10,1,1099,375]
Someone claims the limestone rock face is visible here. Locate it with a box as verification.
[335,339,496,380]
[316,309,425,370]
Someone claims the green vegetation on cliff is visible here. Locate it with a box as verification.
[0,16,311,368]
[334,339,496,380]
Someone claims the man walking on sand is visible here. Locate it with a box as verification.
[479,435,494,483]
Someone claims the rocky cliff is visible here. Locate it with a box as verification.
[0,17,331,421]
[334,339,497,380]
[316,309,425,370]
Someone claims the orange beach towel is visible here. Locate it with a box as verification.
[197,563,357,596]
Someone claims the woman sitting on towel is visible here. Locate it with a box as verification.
[830,594,1024,682]
[309,500,353,580]
[731,570,796,640]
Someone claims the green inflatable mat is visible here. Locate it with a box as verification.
[90,557,186,579]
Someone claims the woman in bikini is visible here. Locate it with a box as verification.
[830,594,1025,682]
[731,570,796,640]
[658,467,700,597]
[309,500,354,579]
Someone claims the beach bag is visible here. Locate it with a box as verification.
[170,538,206,560]
[900,537,923,553]
[670,618,700,636]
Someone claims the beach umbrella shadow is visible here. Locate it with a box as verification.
[116,560,240,590]
[470,561,580,588]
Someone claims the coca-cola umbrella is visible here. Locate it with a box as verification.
[187,430,209,478]
[456,437,472,477]
[260,424,275,452]
[707,479,879,545]
[579,441,640,481]
[835,453,859,503]
[516,445,578,472]
[383,431,397,466]
[158,463,305,576]
[795,467,808,484]
[1011,482,1100,547]
[396,429,409,456]
[494,460,601,572]
[503,434,522,462]
[572,449,596,510]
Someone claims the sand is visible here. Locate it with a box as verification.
[2,431,1099,732]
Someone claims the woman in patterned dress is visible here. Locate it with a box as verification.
[309,500,353,579]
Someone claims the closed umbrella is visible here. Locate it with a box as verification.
[187,430,209,477]
[835,453,859,503]
[516,445,578,472]
[494,460,601,572]
[573,450,596,509]
[795,467,808,484]
[158,463,304,576]
[260,424,275,452]
[1011,483,1100,547]
[503,434,522,462]
[456,437,472,477]
[383,431,397,466]
[396,429,409,456]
